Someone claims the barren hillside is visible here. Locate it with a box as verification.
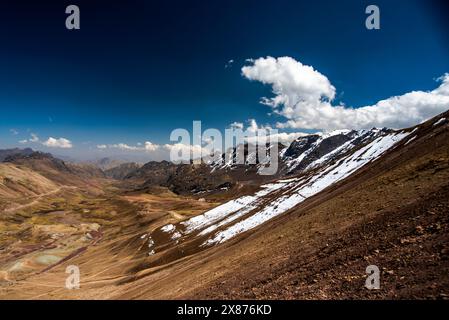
[0,111,448,299]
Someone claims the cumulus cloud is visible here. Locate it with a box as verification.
[242,56,449,130]
[99,141,161,152]
[162,143,204,163]
[43,137,73,149]
[111,143,141,151]
[236,119,308,145]
[226,119,308,146]
[99,140,209,157]
[247,119,264,133]
[19,133,73,149]
[245,131,308,146]
[242,56,335,110]
[163,143,202,154]
[144,141,159,152]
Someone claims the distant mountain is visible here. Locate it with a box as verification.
[208,142,288,181]
[93,157,127,171]
[104,162,142,180]
[3,150,105,189]
[120,160,233,195]
[0,161,59,201]
[3,150,71,174]
[206,128,397,180]
[1,109,448,300]
[119,128,406,195]
[0,148,34,161]
[124,160,178,183]
[161,163,233,195]
[68,163,106,179]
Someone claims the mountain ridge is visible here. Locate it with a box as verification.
[1,110,448,299]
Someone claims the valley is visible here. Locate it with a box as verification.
[0,111,448,299]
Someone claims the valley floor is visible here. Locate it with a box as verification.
[1,115,449,300]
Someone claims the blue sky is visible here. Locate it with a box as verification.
[0,0,448,160]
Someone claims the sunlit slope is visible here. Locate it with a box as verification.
[0,163,59,200]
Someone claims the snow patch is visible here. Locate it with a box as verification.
[180,182,288,234]
[404,136,417,146]
[433,118,447,127]
[203,132,409,245]
[161,224,175,233]
[172,231,182,240]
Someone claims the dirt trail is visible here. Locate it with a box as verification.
[1,113,448,300]
[3,186,78,213]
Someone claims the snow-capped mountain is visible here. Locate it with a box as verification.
[119,128,399,194]
[280,128,394,174]
[207,128,396,179]
[141,124,424,263]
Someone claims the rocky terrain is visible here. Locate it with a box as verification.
[0,148,34,162]
[0,110,448,300]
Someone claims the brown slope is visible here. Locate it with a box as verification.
[0,163,59,200]
[181,111,449,299]
[1,112,448,300]
[71,110,447,300]
[4,152,107,193]
[76,111,448,300]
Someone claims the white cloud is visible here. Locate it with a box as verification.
[235,119,308,146]
[111,143,141,151]
[225,59,234,68]
[10,129,19,135]
[229,122,244,130]
[244,131,308,146]
[144,141,159,152]
[242,56,335,110]
[120,143,138,150]
[30,133,39,142]
[43,137,73,149]
[242,56,449,130]
[100,141,161,152]
[162,143,204,163]
[247,119,260,133]
[163,143,202,154]
[19,133,73,149]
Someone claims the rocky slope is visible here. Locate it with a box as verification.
[0,148,34,162]
[104,162,142,180]
[1,111,448,300]
[117,128,402,196]
[2,151,106,192]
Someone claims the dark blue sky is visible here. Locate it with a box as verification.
[0,0,448,159]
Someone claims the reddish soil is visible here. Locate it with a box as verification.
[187,115,449,300]
[1,112,448,300]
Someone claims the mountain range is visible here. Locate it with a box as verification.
[0,110,448,299]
